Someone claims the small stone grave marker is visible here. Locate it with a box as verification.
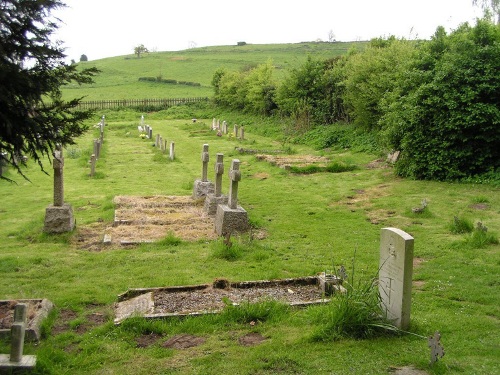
[214,159,249,235]
[204,153,228,216]
[378,227,414,330]
[193,144,214,199]
[44,147,75,233]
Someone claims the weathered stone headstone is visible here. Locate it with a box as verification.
[214,159,249,235]
[0,303,37,370]
[155,134,160,148]
[222,120,227,134]
[378,227,414,330]
[89,154,96,177]
[240,126,245,140]
[44,148,75,233]
[169,142,175,161]
[148,127,153,140]
[204,153,228,216]
[234,124,239,138]
[193,144,215,199]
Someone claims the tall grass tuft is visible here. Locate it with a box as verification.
[211,236,244,261]
[448,216,474,234]
[309,277,397,341]
[220,299,290,324]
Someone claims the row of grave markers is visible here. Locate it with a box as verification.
[192,144,249,236]
[139,117,175,160]
[212,118,245,139]
[89,115,106,177]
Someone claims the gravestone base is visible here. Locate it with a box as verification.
[214,204,249,236]
[0,355,37,370]
[204,194,228,217]
[43,204,75,233]
[192,180,215,199]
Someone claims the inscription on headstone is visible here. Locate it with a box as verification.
[378,227,414,330]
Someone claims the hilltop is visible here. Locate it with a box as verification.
[63,42,366,101]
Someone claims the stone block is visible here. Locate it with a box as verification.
[214,204,249,236]
[204,194,228,217]
[43,204,75,233]
[192,180,215,199]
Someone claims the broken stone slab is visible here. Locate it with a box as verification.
[0,299,54,342]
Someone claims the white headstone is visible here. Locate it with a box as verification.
[379,227,414,330]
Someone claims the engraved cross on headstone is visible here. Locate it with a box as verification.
[201,144,209,182]
[214,153,224,197]
[228,159,241,209]
[53,147,64,207]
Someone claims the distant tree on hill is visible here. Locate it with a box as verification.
[134,44,148,58]
[80,54,88,62]
[0,0,99,180]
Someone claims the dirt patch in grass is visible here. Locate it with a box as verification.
[136,333,163,348]
[238,332,267,346]
[256,154,330,169]
[470,203,489,210]
[162,334,206,349]
[51,308,78,335]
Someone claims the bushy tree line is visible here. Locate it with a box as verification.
[212,18,500,181]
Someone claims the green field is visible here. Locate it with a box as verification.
[63,42,363,101]
[1,43,499,374]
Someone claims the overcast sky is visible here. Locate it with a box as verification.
[52,0,484,62]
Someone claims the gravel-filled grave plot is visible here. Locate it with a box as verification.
[114,276,338,324]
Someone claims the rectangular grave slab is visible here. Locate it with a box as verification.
[0,299,54,342]
[114,276,333,324]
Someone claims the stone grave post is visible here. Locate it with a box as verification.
[193,144,214,199]
[0,303,37,370]
[240,126,245,140]
[44,147,75,233]
[160,136,164,152]
[89,154,96,177]
[234,124,239,138]
[214,159,249,235]
[169,141,175,161]
[148,127,153,140]
[379,227,414,330]
[212,118,216,130]
[222,120,227,134]
[155,134,160,148]
[204,153,228,216]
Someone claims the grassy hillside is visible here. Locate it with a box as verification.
[64,42,364,101]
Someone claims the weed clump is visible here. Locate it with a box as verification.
[448,216,474,234]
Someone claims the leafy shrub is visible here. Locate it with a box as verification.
[382,20,500,180]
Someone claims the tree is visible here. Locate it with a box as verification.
[79,54,88,62]
[0,0,99,180]
[381,20,500,180]
[134,44,148,58]
[473,0,500,23]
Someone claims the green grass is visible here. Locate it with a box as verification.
[1,105,499,374]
